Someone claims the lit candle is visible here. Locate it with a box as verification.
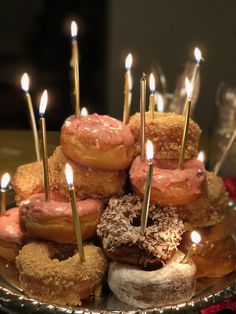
[21,73,40,161]
[178,78,193,169]
[140,140,154,235]
[39,90,50,201]
[71,21,80,117]
[149,73,155,119]
[214,128,236,175]
[1,173,10,215]
[81,107,88,116]
[65,163,85,262]
[123,53,133,124]
[191,47,203,87]
[182,230,201,264]
[198,150,206,164]
[140,73,147,160]
[155,92,165,113]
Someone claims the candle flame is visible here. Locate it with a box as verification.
[39,90,48,116]
[1,173,10,189]
[71,21,78,38]
[197,151,205,163]
[21,73,29,92]
[81,107,88,116]
[191,231,201,245]
[185,77,193,99]
[146,140,154,160]
[65,163,73,186]
[125,53,133,70]
[149,73,155,92]
[156,93,164,112]
[194,47,202,64]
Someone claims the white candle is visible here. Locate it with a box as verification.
[149,73,155,118]
[1,173,10,215]
[71,21,80,117]
[123,53,133,124]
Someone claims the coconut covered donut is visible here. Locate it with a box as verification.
[61,114,135,170]
[16,242,108,306]
[19,193,103,243]
[130,157,205,206]
[108,250,196,308]
[178,172,228,229]
[128,112,201,159]
[97,194,185,267]
[49,146,126,200]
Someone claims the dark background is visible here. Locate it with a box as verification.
[0,0,236,135]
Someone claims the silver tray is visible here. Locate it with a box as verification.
[0,200,236,314]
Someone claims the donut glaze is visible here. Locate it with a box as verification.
[19,193,103,243]
[16,242,108,306]
[61,114,135,170]
[0,207,25,262]
[97,194,184,266]
[108,250,196,308]
[130,157,205,206]
[128,112,201,160]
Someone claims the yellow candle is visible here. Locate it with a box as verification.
[39,90,50,202]
[179,78,193,169]
[123,53,133,124]
[65,163,85,262]
[1,173,10,215]
[149,73,155,119]
[140,73,146,160]
[140,140,154,235]
[21,73,40,161]
[71,21,80,118]
[182,231,201,264]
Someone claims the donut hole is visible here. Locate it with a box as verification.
[140,260,164,271]
[130,216,154,227]
[49,244,76,261]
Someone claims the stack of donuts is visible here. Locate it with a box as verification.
[0,109,234,309]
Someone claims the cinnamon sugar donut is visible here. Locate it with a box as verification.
[97,194,185,267]
[50,146,126,200]
[12,161,44,205]
[108,250,196,308]
[61,114,135,170]
[130,157,205,206]
[0,207,27,262]
[19,193,103,243]
[178,172,228,229]
[128,112,201,159]
[16,242,108,306]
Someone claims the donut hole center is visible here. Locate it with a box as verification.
[50,245,76,261]
[140,261,164,271]
[131,216,154,227]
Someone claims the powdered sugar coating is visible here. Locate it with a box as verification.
[97,194,184,261]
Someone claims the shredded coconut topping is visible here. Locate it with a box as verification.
[97,194,185,261]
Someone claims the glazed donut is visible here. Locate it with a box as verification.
[178,172,228,229]
[12,161,45,205]
[16,242,108,306]
[50,146,126,200]
[19,193,103,243]
[130,157,205,206]
[61,114,135,170]
[128,112,201,159]
[179,223,236,278]
[108,250,196,308]
[97,194,184,267]
[0,207,27,262]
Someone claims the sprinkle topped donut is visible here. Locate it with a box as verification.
[97,194,185,267]
[61,114,135,170]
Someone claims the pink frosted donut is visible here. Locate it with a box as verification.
[61,114,135,170]
[130,157,206,206]
[19,193,103,243]
[0,207,26,262]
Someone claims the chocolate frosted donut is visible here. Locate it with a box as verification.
[97,194,185,267]
[128,112,201,160]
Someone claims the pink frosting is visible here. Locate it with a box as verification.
[61,114,134,148]
[0,207,24,245]
[130,157,206,196]
[19,193,103,222]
